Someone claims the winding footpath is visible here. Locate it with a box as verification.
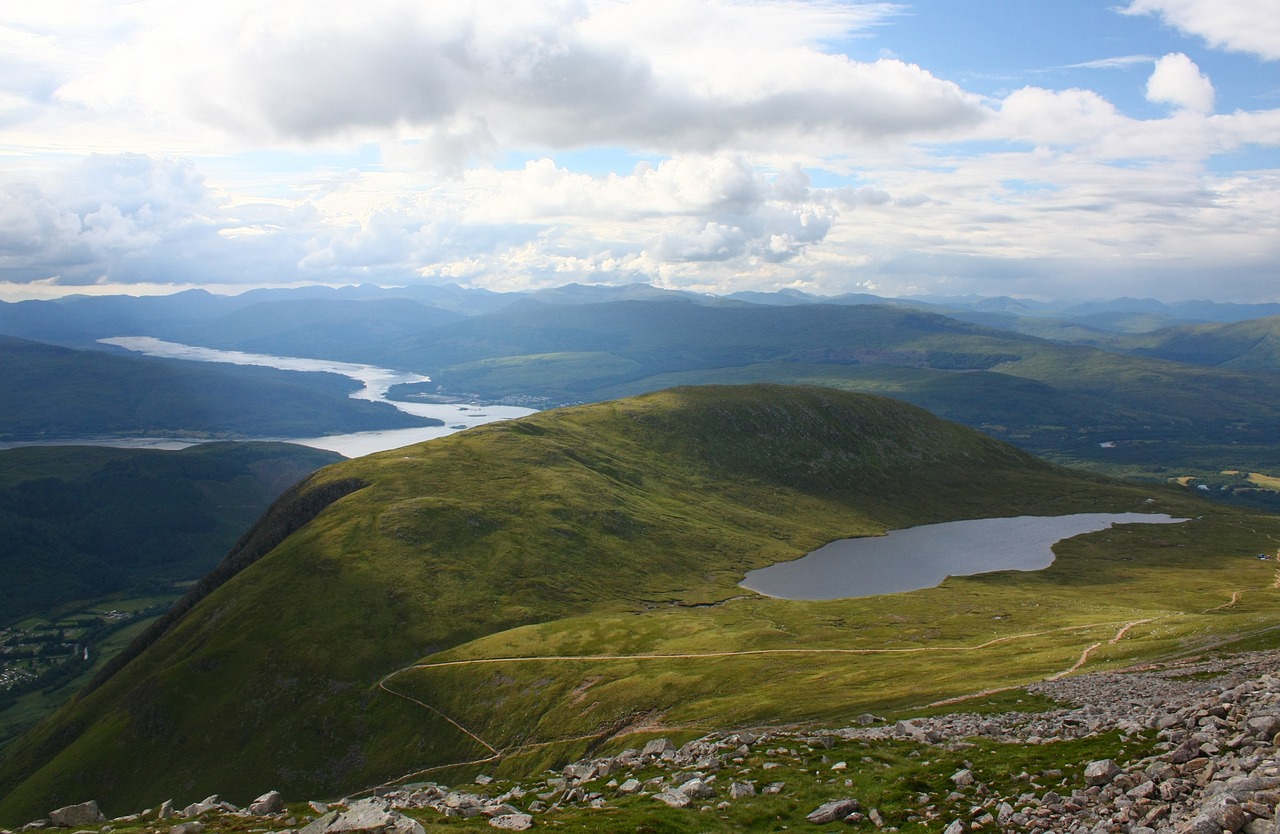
[370,606,1239,787]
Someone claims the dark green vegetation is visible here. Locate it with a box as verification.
[2,385,1276,823]
[0,443,343,748]
[0,336,435,441]
[0,442,342,625]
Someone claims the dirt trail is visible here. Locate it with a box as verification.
[371,590,1250,788]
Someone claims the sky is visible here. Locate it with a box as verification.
[1,0,1278,303]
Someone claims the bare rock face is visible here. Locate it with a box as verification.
[48,802,104,828]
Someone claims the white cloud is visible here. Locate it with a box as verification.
[44,0,980,163]
[1123,0,1280,61]
[1146,53,1215,113]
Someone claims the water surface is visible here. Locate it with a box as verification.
[0,337,535,457]
[740,512,1187,600]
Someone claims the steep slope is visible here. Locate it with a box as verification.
[0,385,1249,821]
[0,442,343,626]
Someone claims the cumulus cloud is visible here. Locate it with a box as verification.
[1123,0,1280,61]
[48,0,981,162]
[1146,53,1215,113]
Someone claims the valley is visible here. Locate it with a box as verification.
[5,289,1280,832]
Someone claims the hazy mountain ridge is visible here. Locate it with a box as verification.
[0,336,436,441]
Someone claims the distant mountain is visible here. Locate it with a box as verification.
[0,384,1209,819]
[163,297,465,362]
[0,336,434,441]
[1122,316,1280,372]
[376,298,1280,472]
[0,442,342,627]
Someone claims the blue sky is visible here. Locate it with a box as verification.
[1,0,1277,302]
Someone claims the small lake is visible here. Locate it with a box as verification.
[739,513,1188,600]
[0,337,536,458]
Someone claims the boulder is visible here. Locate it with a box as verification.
[729,782,756,799]
[1084,759,1121,786]
[652,792,690,809]
[169,824,204,834]
[248,791,285,816]
[299,798,424,834]
[487,815,533,831]
[676,779,715,800]
[48,803,104,828]
[806,799,861,824]
[640,739,675,759]
[1201,795,1247,832]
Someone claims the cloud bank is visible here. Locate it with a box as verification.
[1,0,1279,302]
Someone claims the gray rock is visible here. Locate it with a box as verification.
[48,803,104,829]
[1172,739,1204,764]
[640,739,675,759]
[942,821,965,834]
[169,824,204,834]
[487,815,533,831]
[1181,816,1228,834]
[677,779,715,800]
[1201,794,1248,832]
[616,779,642,795]
[805,799,861,824]
[950,769,975,788]
[729,782,756,799]
[157,801,175,821]
[652,792,690,809]
[1248,715,1280,738]
[299,798,424,834]
[249,791,285,816]
[1084,759,1121,786]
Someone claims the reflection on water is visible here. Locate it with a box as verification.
[0,337,536,457]
[740,512,1188,600]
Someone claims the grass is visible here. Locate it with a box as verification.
[1,384,1276,825]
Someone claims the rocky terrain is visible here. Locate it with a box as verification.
[11,648,1280,833]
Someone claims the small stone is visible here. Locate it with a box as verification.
[168,824,204,834]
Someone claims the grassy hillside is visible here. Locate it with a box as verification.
[1123,315,1280,371]
[0,442,343,626]
[1,385,1273,823]
[0,336,435,441]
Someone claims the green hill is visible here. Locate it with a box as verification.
[0,336,435,441]
[1,385,1276,823]
[1123,315,1280,371]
